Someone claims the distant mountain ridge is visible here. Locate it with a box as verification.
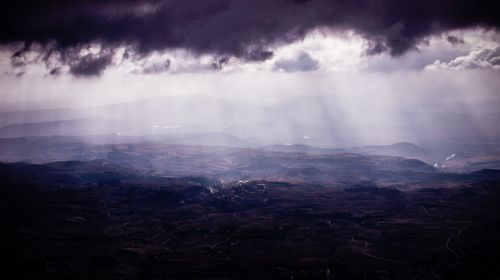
[0,119,130,138]
[351,142,428,157]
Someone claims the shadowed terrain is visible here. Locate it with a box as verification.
[1,156,500,279]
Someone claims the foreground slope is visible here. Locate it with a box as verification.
[1,161,500,279]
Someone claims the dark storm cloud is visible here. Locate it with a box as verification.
[430,46,500,70]
[447,35,465,45]
[1,0,499,75]
[49,67,63,76]
[141,59,171,74]
[131,59,171,74]
[274,52,319,72]
[69,53,113,77]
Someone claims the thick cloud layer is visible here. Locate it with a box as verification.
[274,52,319,72]
[427,46,500,70]
[2,0,499,75]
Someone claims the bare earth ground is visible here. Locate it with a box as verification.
[1,160,500,280]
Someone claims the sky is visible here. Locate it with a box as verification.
[0,0,499,146]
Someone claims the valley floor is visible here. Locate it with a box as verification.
[1,161,500,279]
